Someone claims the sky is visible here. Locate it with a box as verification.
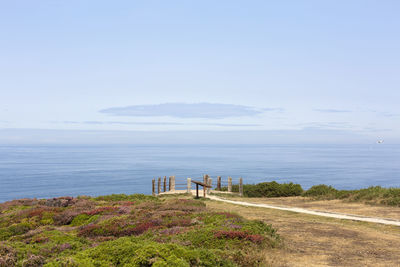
[0,0,399,144]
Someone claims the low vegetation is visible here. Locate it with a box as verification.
[303,184,400,206]
[220,181,303,197]
[220,181,400,207]
[0,194,280,266]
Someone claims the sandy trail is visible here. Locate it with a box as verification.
[206,195,400,226]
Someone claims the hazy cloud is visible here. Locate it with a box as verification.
[314,109,351,113]
[262,107,285,112]
[377,112,399,118]
[201,123,261,127]
[100,103,264,119]
[294,122,352,129]
[365,110,399,118]
[55,121,184,126]
[83,121,183,126]
[62,121,80,124]
[53,121,261,127]
[361,127,393,133]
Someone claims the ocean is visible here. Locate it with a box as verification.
[0,144,399,202]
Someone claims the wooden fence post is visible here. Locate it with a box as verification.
[217,176,221,191]
[239,177,243,196]
[158,177,161,195]
[203,174,207,197]
[152,179,155,196]
[228,176,232,192]
[169,176,171,191]
[171,176,175,191]
[187,178,191,194]
[163,176,167,192]
[207,178,212,194]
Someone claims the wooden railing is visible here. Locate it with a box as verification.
[152,174,243,197]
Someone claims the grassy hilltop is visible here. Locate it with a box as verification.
[0,194,280,266]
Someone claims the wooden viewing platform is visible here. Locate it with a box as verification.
[152,175,243,198]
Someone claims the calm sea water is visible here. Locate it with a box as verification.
[0,144,399,202]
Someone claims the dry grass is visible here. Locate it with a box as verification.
[218,195,400,221]
[206,199,400,267]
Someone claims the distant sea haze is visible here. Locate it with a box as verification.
[0,144,399,202]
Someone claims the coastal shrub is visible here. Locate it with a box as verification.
[215,211,241,219]
[84,206,118,216]
[221,181,400,207]
[0,230,12,241]
[0,244,17,266]
[303,185,400,206]
[77,224,102,238]
[44,256,96,267]
[158,199,206,212]
[242,220,277,235]
[40,212,56,225]
[27,207,52,218]
[78,216,161,238]
[94,193,157,202]
[214,230,264,243]
[70,214,99,226]
[29,230,88,252]
[44,197,75,208]
[302,184,338,198]
[130,222,160,235]
[46,237,233,267]
[73,198,96,210]
[383,196,400,206]
[30,235,49,244]
[1,222,32,240]
[217,230,266,245]
[221,181,303,197]
[1,194,281,266]
[21,254,45,267]
[166,218,192,228]
[53,210,80,226]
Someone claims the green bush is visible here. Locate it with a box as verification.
[221,181,303,198]
[45,237,234,267]
[0,222,32,241]
[70,214,99,226]
[303,185,400,206]
[302,184,338,198]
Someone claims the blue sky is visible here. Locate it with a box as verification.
[1,1,399,144]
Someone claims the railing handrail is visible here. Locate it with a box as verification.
[152,174,243,197]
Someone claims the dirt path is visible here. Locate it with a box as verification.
[207,195,400,226]
[232,196,400,221]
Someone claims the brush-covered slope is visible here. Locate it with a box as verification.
[0,194,280,266]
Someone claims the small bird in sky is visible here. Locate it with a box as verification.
[377,140,384,144]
